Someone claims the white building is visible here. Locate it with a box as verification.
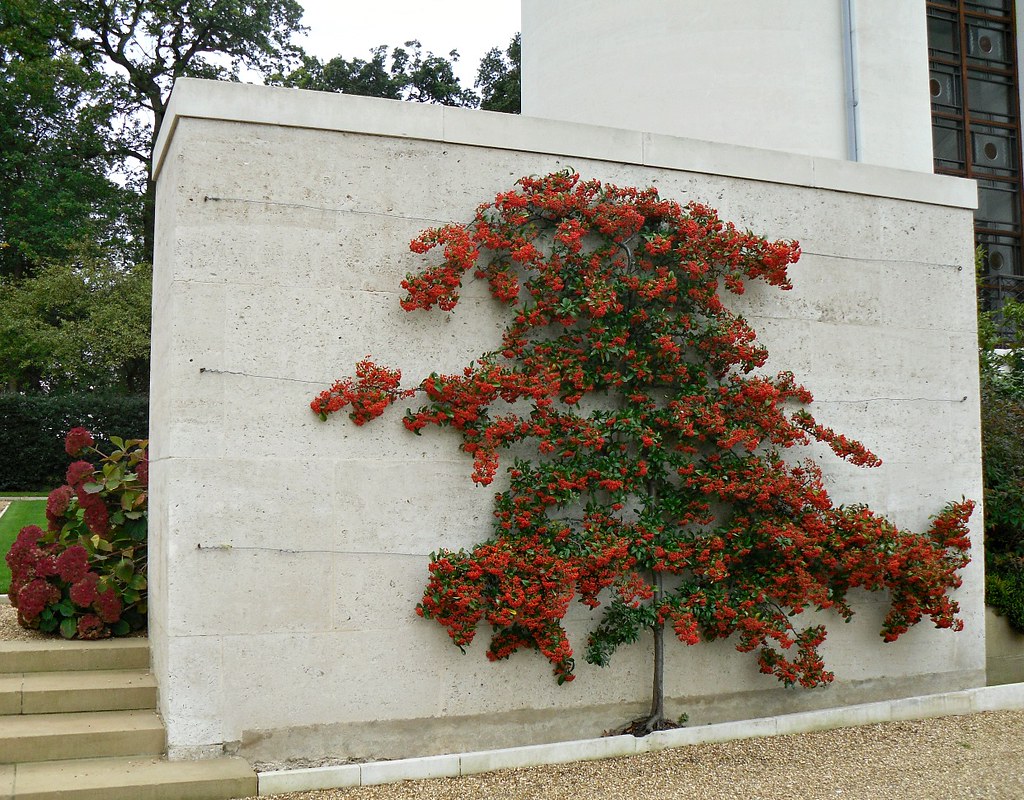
[522,0,1021,310]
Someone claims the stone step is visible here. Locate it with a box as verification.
[0,670,157,716]
[0,639,149,675]
[2,755,257,800]
[0,710,164,764]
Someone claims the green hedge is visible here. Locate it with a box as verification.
[0,394,148,491]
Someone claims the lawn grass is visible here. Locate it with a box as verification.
[0,499,47,594]
[0,491,48,498]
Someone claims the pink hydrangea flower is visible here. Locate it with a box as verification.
[16,579,60,622]
[76,614,107,640]
[94,588,123,623]
[70,572,100,607]
[83,501,110,536]
[56,546,90,583]
[66,460,95,488]
[65,427,95,456]
[46,485,75,530]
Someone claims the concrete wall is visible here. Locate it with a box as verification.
[986,608,1024,685]
[150,78,982,766]
[521,0,934,172]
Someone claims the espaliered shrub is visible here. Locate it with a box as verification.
[0,394,148,490]
[5,428,148,638]
[314,171,974,733]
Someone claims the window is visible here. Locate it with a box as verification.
[927,0,1024,322]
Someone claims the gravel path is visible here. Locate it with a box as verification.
[245,710,1024,800]
[0,602,43,641]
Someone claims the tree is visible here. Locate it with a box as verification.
[475,33,520,114]
[273,40,478,108]
[313,171,974,733]
[0,7,138,280]
[0,251,152,394]
[23,0,307,258]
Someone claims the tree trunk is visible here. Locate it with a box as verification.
[645,568,666,733]
[142,107,162,262]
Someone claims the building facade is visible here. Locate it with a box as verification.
[523,0,1024,320]
[927,0,1023,314]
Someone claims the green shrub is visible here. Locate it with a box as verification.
[0,394,148,490]
[980,293,1024,630]
[986,554,1024,632]
[5,428,148,638]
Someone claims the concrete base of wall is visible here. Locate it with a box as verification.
[257,681,1024,795]
[986,607,1024,685]
[236,669,984,766]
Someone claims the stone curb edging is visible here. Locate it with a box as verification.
[257,683,1024,795]
[0,595,8,606]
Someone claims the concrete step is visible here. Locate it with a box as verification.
[3,755,257,800]
[0,670,157,715]
[0,639,149,675]
[0,710,164,764]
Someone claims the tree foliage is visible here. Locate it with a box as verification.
[0,252,151,394]
[273,40,478,107]
[0,6,138,280]
[20,0,306,255]
[476,33,520,114]
[314,171,973,732]
[1,0,306,395]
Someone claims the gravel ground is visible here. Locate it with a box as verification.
[244,710,1024,800]
[0,601,43,641]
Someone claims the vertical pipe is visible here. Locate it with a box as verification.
[842,0,862,161]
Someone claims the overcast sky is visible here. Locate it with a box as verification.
[295,1,521,88]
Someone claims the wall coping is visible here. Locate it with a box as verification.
[154,78,977,211]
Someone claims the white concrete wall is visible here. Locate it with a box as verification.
[151,79,982,765]
[521,0,934,172]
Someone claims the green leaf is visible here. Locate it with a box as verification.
[129,573,147,590]
[83,482,104,494]
[111,620,130,636]
[57,600,74,617]
[110,436,125,449]
[114,559,134,581]
[60,618,77,639]
[124,518,147,540]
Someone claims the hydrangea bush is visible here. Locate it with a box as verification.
[314,171,974,732]
[5,427,148,638]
